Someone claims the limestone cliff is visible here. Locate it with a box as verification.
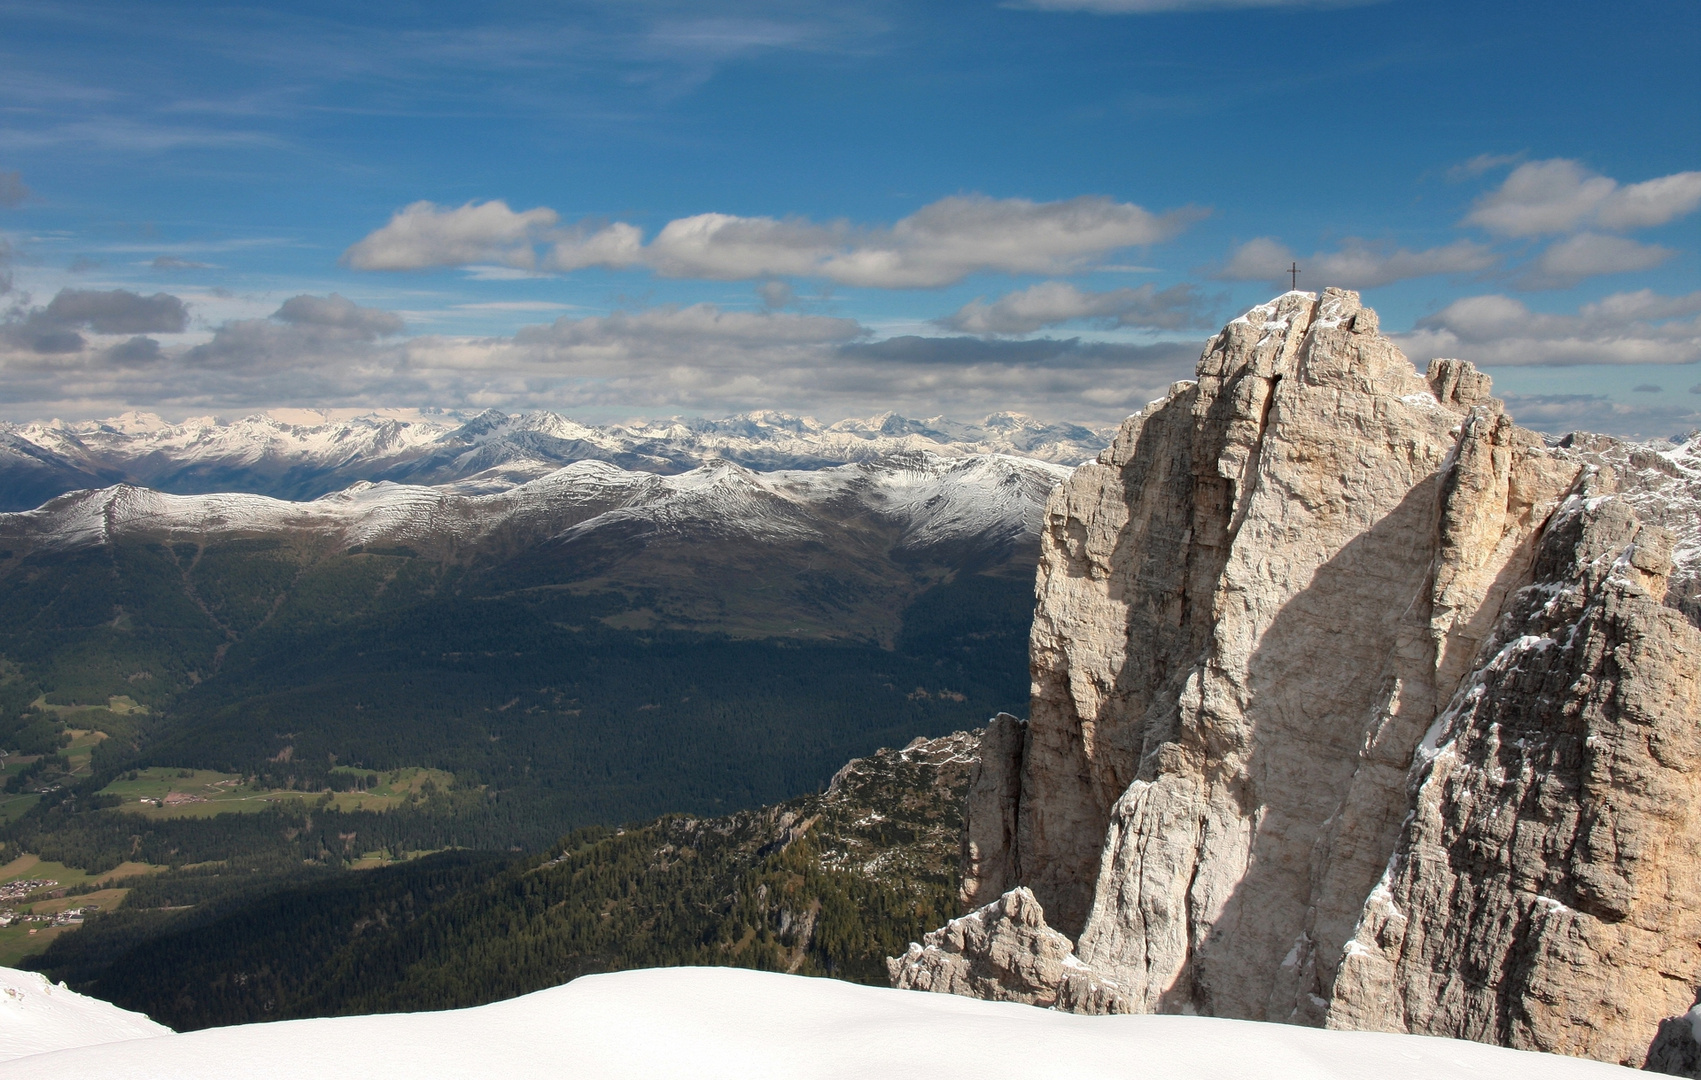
[892,288,1701,1071]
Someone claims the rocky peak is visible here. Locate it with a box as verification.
[894,289,1701,1072]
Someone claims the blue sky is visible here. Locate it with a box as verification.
[1,0,1697,434]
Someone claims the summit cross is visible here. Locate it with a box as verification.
[1289,262,1300,291]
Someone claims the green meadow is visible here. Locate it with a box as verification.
[96,766,461,819]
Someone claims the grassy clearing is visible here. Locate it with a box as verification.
[0,793,40,825]
[0,923,72,967]
[347,847,449,871]
[60,728,107,777]
[0,855,159,966]
[33,694,150,719]
[96,766,459,819]
[0,854,162,894]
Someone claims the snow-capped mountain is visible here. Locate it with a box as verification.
[0,409,1110,511]
[0,966,1640,1079]
[1,452,1071,568]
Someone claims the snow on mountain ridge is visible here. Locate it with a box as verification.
[0,408,1109,511]
[0,453,1071,559]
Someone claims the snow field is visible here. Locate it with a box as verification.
[0,969,168,1064]
[0,966,1643,1080]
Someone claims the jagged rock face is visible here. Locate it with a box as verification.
[896,288,1701,1070]
[959,713,1025,909]
[1023,289,1578,999]
[887,888,1086,1007]
[1329,488,1701,1066]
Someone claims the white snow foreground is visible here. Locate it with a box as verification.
[0,969,168,1063]
[0,966,1643,1080]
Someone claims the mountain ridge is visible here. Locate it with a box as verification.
[0,409,1109,511]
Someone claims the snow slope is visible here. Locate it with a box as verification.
[0,970,168,1064]
[0,966,1641,1080]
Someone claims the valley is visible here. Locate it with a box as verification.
[0,443,1064,978]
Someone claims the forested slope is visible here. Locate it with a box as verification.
[27,731,979,1029]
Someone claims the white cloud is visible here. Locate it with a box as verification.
[645,213,836,280]
[817,195,1204,288]
[0,295,1205,424]
[346,194,1205,288]
[1463,159,1701,237]
[1499,394,1701,440]
[941,281,1210,335]
[545,221,645,272]
[1595,171,1701,231]
[341,200,562,271]
[1515,232,1673,290]
[1394,289,1701,368]
[1445,153,1523,182]
[1218,236,1497,289]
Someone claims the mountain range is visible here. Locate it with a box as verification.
[0,409,1109,512]
[894,288,1701,1074]
[0,443,1069,882]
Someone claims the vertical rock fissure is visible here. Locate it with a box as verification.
[1225,372,1282,550]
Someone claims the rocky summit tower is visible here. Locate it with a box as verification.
[893,288,1701,1071]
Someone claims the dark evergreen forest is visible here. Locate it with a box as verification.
[28,734,975,1029]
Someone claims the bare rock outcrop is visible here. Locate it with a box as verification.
[958,713,1025,909]
[887,887,1126,1012]
[1328,488,1701,1064]
[892,288,1701,1070]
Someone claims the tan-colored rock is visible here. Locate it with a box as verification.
[887,887,1125,1011]
[1328,487,1701,1067]
[894,288,1701,1070]
[1022,288,1585,1020]
[959,713,1025,909]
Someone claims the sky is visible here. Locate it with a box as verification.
[0,0,1697,435]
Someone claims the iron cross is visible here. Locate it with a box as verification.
[1289,262,1300,291]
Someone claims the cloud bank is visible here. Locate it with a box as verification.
[941,281,1212,334]
[1218,236,1497,290]
[1394,289,1701,368]
[6,280,1693,436]
[1,288,189,355]
[1463,159,1701,237]
[0,290,1205,423]
[343,194,1206,289]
